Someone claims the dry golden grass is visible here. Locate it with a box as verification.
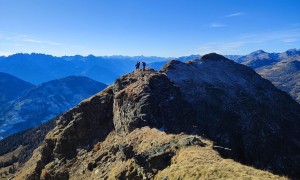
[15,127,287,180]
[0,145,23,162]
[0,146,23,179]
[94,128,285,180]
[0,162,18,180]
[124,127,183,153]
[155,146,286,180]
[13,146,44,180]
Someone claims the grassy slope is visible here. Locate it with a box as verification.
[17,127,286,180]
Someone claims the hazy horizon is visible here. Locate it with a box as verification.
[0,48,299,58]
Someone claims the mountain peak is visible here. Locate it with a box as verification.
[250,50,267,55]
[200,53,229,61]
[284,48,300,56]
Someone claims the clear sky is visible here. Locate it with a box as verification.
[0,0,300,57]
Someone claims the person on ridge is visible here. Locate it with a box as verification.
[142,62,146,71]
[135,61,140,70]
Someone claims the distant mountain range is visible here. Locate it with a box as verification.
[0,54,172,85]
[0,49,299,103]
[0,73,106,139]
[238,49,300,103]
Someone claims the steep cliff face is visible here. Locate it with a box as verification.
[16,87,115,179]
[112,70,193,135]
[14,54,300,179]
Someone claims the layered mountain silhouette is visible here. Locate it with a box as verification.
[238,49,300,103]
[0,53,170,85]
[0,75,106,139]
[238,50,280,68]
[0,72,34,104]
[2,50,298,104]
[6,53,299,179]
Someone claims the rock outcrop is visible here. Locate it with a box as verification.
[112,70,193,135]
[13,54,300,179]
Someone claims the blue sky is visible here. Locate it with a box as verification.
[0,0,299,56]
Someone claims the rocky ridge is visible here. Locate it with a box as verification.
[14,54,300,179]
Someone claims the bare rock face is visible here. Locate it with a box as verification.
[50,87,114,160]
[18,87,115,179]
[112,69,194,135]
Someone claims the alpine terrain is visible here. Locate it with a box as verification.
[0,75,107,139]
[2,53,298,179]
[238,49,300,103]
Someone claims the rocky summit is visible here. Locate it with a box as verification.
[12,54,300,179]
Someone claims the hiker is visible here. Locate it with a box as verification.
[135,61,140,70]
[142,62,146,71]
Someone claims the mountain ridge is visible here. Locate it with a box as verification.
[10,53,300,179]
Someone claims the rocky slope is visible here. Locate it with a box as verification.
[10,54,300,179]
[162,53,300,177]
[0,76,107,138]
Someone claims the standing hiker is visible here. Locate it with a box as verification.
[142,62,146,71]
[135,61,140,70]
